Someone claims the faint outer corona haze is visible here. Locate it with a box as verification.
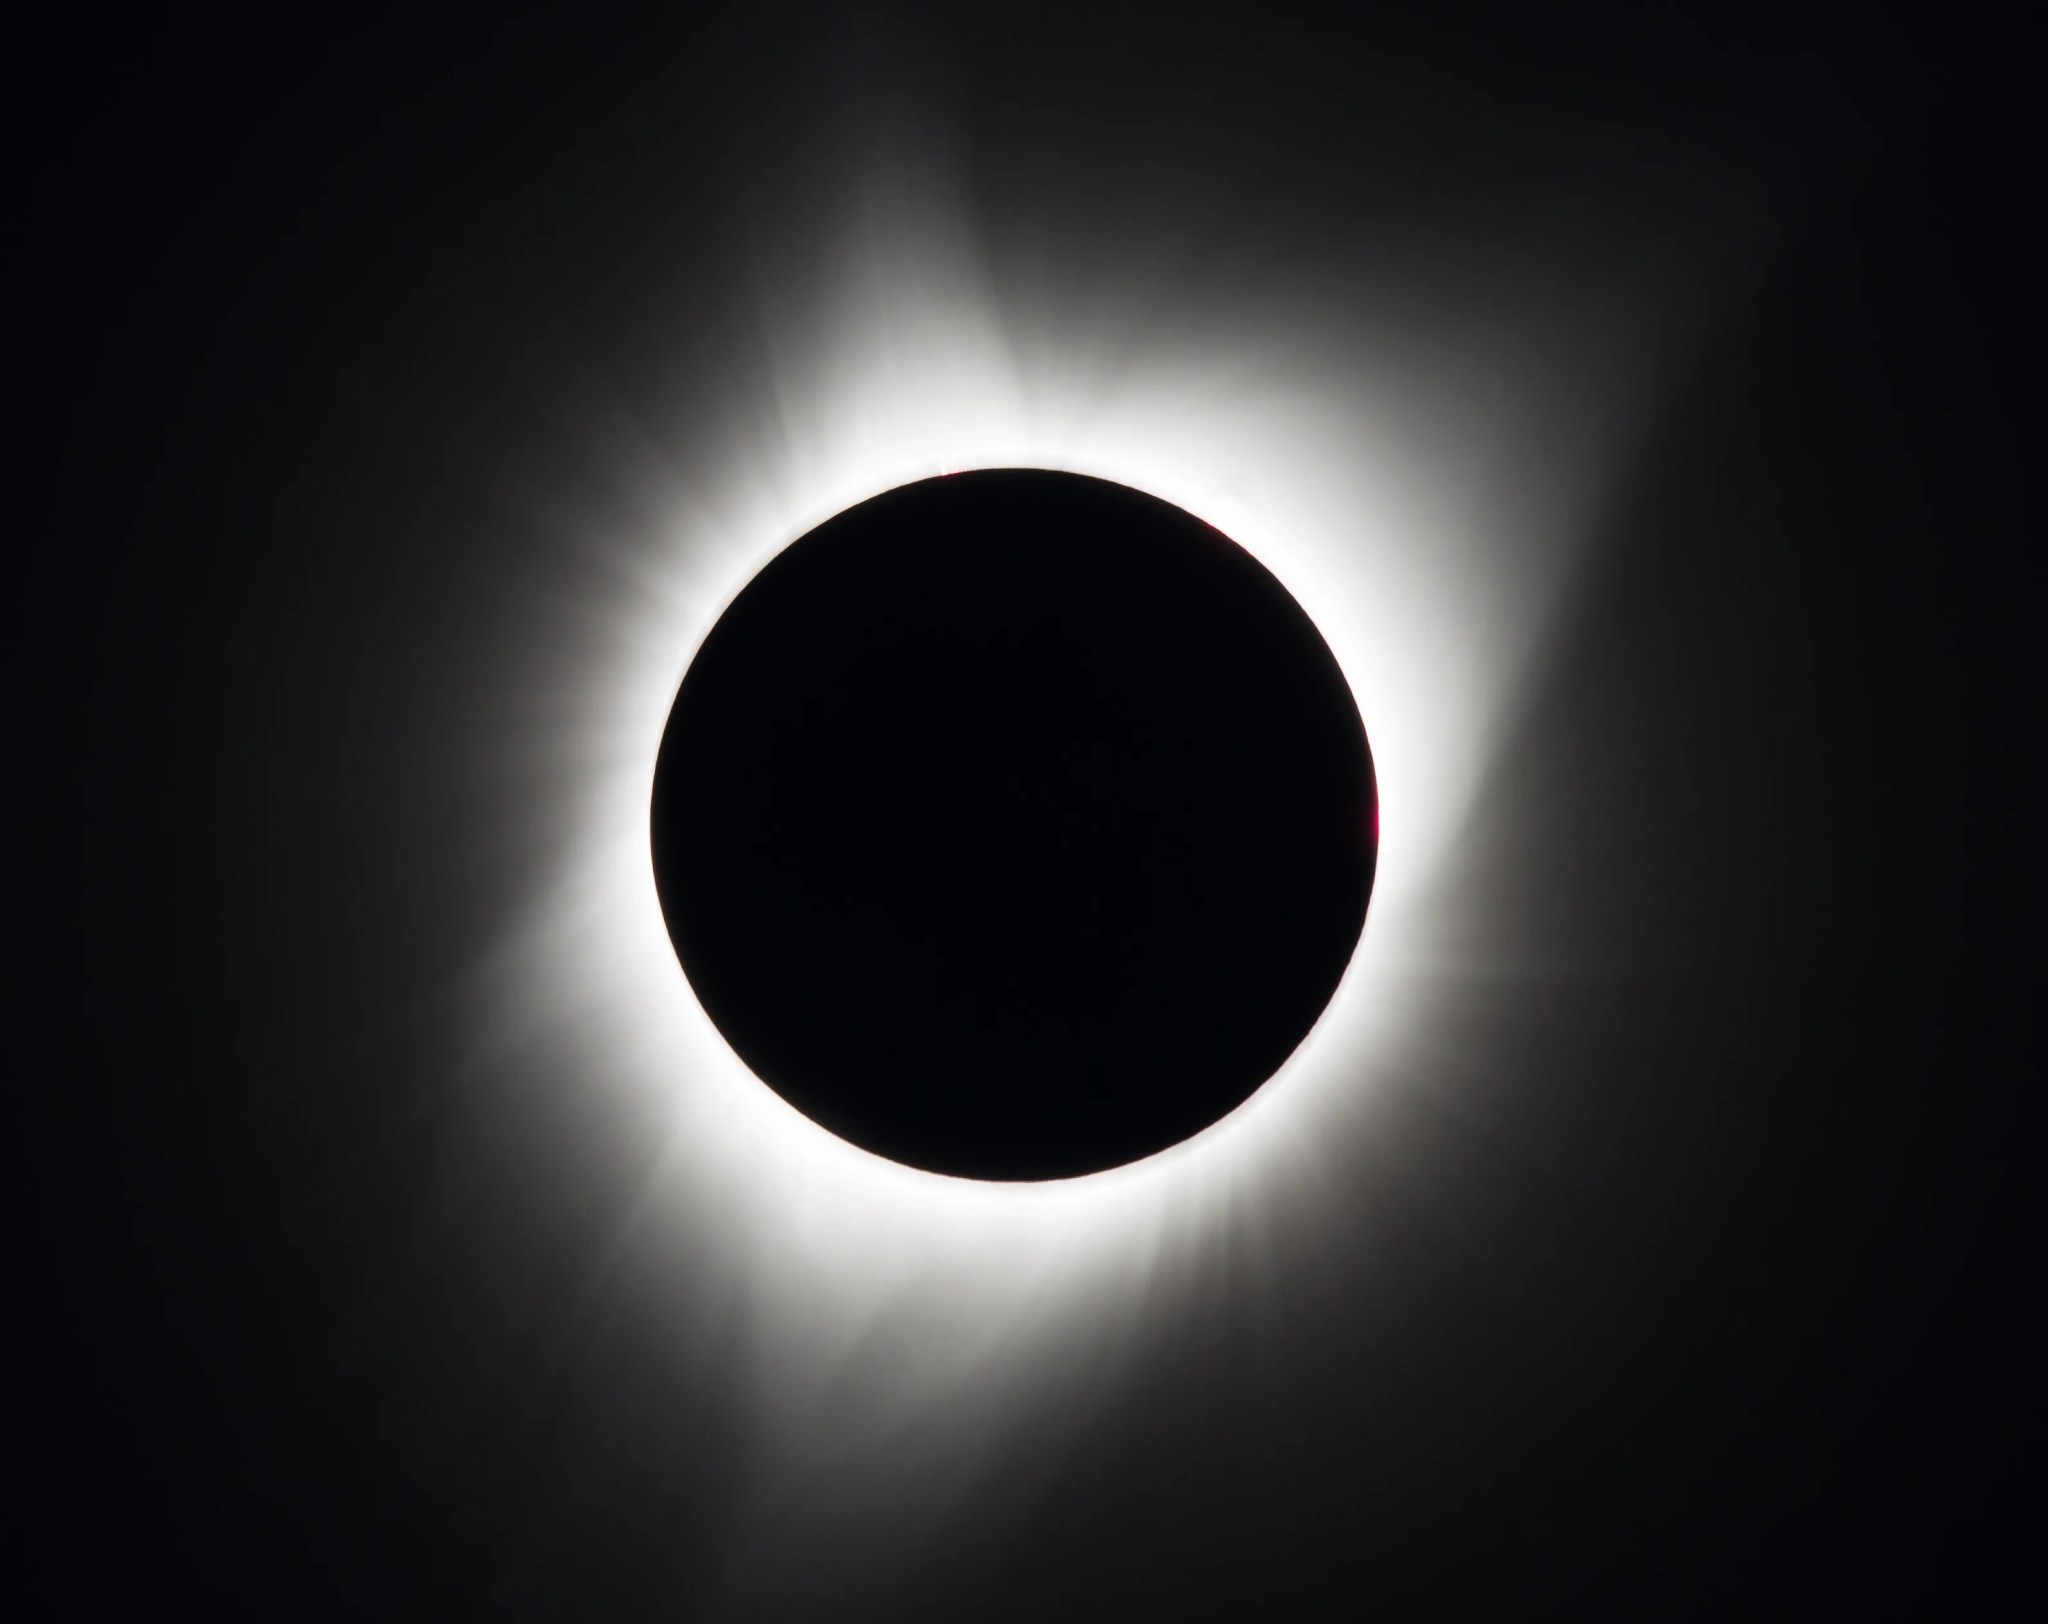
[69,15,1999,1621]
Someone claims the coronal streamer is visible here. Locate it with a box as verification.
[449,114,1768,1607]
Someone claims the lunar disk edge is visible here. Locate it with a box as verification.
[650,469,1377,1181]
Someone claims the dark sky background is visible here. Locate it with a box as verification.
[41,5,2024,1618]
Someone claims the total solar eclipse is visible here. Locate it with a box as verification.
[651,470,1376,1181]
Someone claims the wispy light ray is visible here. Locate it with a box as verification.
[453,116,1769,1604]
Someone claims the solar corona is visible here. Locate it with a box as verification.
[460,142,1675,1596]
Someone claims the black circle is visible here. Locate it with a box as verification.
[650,470,1376,1181]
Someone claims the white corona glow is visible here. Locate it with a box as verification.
[456,132,1755,1591]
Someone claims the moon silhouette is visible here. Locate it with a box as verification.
[651,469,1376,1180]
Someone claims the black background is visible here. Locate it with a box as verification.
[39,5,2025,1617]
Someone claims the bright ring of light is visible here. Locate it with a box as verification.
[462,147,1708,1560]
